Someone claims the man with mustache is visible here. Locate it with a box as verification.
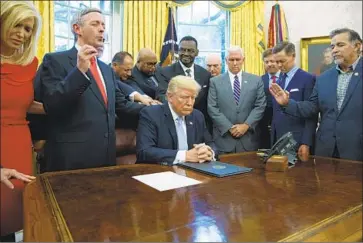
[270,28,362,161]
[136,75,216,165]
[158,36,212,133]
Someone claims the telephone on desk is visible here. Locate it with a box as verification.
[258,132,298,165]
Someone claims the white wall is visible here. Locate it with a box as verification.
[264,1,362,66]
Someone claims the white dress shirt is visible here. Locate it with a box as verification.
[168,103,188,164]
[228,70,242,92]
[179,61,195,79]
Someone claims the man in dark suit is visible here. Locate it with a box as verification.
[136,75,216,165]
[270,28,362,161]
[158,36,212,132]
[259,48,280,149]
[38,8,145,172]
[132,48,165,100]
[271,41,317,161]
[111,51,159,105]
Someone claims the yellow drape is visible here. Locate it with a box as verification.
[123,1,169,61]
[231,1,265,75]
[33,0,54,62]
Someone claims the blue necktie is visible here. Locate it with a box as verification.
[233,75,240,104]
[279,73,288,90]
[176,117,188,150]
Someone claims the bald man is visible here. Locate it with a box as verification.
[206,53,222,77]
[130,48,164,100]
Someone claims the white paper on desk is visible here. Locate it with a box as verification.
[132,171,201,191]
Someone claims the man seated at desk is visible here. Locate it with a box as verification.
[136,75,217,165]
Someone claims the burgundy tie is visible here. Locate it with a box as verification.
[272,75,277,83]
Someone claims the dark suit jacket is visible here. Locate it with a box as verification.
[272,68,317,147]
[258,73,273,149]
[127,66,159,99]
[136,104,216,165]
[285,58,362,161]
[39,47,144,172]
[116,78,137,97]
[158,62,212,132]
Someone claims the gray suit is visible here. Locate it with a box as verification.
[207,72,266,153]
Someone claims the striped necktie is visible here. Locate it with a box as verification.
[233,75,240,104]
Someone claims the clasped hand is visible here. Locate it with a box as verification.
[229,123,249,138]
[186,143,213,163]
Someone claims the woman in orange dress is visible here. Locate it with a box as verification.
[1,1,44,239]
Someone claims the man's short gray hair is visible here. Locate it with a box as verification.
[70,8,102,41]
[226,46,244,59]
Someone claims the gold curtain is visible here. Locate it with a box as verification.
[33,0,54,62]
[231,1,265,75]
[123,1,169,61]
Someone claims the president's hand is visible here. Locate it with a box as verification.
[77,44,98,73]
[151,100,162,105]
[1,168,35,189]
[298,144,310,162]
[229,124,249,138]
[186,147,200,163]
[269,83,290,106]
[194,144,213,163]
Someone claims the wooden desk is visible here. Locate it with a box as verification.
[24,153,362,242]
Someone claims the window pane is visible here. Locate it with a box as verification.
[54,19,69,38]
[55,37,69,52]
[100,43,110,63]
[68,39,75,49]
[91,1,101,9]
[191,1,209,24]
[69,1,84,8]
[177,5,192,24]
[177,24,223,50]
[102,1,112,13]
[54,3,68,22]
[104,15,111,42]
[55,0,68,4]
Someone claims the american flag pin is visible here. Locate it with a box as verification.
[354,72,359,76]
[189,121,193,125]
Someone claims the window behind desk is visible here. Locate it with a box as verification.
[176,1,230,73]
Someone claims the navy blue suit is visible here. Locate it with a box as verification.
[39,47,144,171]
[285,58,362,161]
[258,73,274,149]
[136,104,216,165]
[272,68,317,147]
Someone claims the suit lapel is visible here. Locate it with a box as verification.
[86,67,107,110]
[238,72,249,107]
[338,58,362,115]
[175,62,186,76]
[185,115,194,149]
[163,105,178,149]
[221,73,237,107]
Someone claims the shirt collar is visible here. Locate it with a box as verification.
[284,66,299,78]
[179,61,194,73]
[336,56,361,74]
[228,70,242,81]
[268,71,280,79]
[168,103,184,122]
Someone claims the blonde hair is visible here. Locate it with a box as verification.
[1,1,41,65]
[167,75,201,95]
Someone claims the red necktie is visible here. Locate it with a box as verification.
[271,75,277,83]
[90,57,108,105]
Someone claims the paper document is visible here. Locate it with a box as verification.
[132,171,201,191]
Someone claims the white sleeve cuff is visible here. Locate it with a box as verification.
[173,150,187,165]
[129,91,140,102]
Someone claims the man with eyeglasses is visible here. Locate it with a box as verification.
[131,48,164,101]
[136,75,216,165]
[158,36,212,133]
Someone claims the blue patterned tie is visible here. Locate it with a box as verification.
[233,75,240,104]
[176,117,188,150]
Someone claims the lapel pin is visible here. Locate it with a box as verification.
[189,121,193,125]
[354,72,359,76]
